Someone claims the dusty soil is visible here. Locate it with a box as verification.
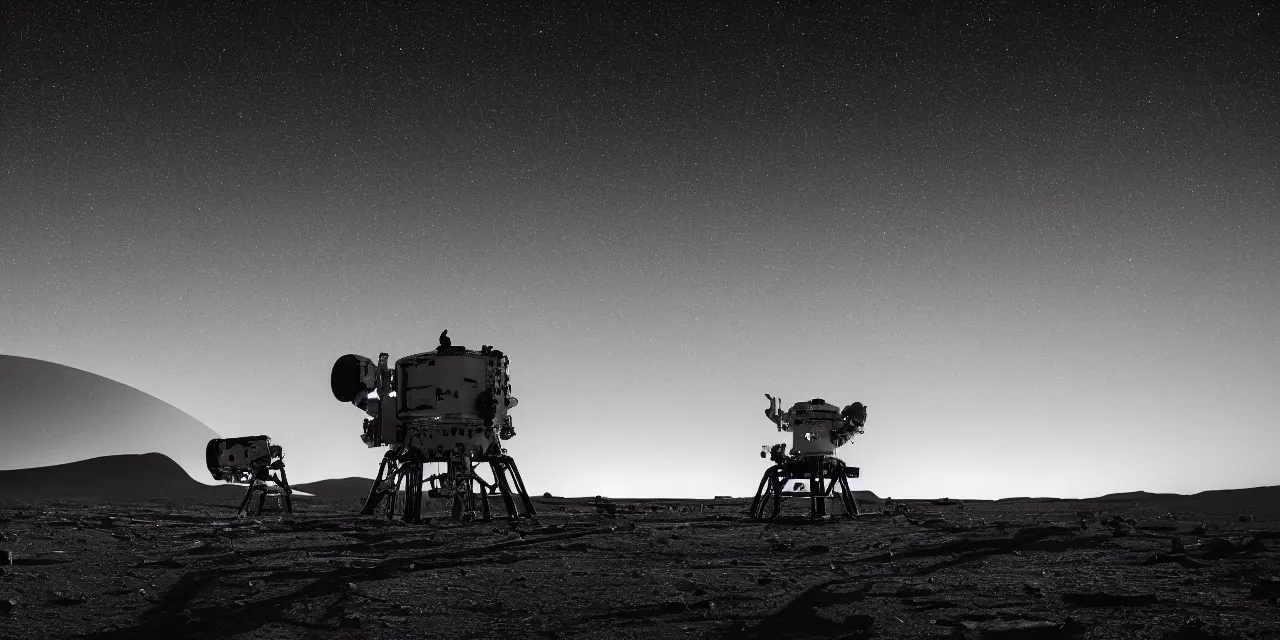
[1,495,1277,639]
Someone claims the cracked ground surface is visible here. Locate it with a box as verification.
[1,496,1278,639]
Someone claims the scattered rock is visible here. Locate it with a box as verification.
[1200,536,1266,559]
[0,598,16,615]
[962,619,1078,638]
[0,550,11,565]
[51,592,89,605]
[1144,553,1209,569]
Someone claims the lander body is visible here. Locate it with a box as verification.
[330,331,535,522]
[749,395,867,519]
[206,435,293,516]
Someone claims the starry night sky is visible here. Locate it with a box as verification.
[2,2,1276,499]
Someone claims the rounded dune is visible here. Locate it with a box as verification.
[0,355,221,482]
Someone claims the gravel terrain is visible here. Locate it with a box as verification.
[1,495,1277,639]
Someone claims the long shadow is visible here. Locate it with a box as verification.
[75,525,618,639]
[843,526,1107,576]
[911,534,1112,575]
[575,593,763,623]
[720,579,876,640]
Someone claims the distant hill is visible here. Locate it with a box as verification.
[853,490,881,504]
[292,477,375,500]
[1091,490,1181,502]
[1187,486,1280,504]
[1088,486,1280,511]
[536,491,882,504]
[0,453,246,502]
[0,355,222,480]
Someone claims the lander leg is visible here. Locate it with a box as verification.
[749,464,781,519]
[750,457,860,520]
[235,475,293,517]
[278,468,293,514]
[236,483,257,517]
[835,464,859,516]
[489,455,537,520]
[403,462,424,524]
[360,450,536,523]
[361,450,399,517]
[813,460,826,518]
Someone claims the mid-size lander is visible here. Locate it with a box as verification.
[750,394,867,519]
[206,435,294,516]
[330,330,536,523]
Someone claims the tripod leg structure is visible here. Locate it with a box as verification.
[277,469,293,514]
[770,473,784,519]
[751,458,860,520]
[837,472,858,516]
[403,462,424,523]
[506,458,537,517]
[361,453,394,516]
[486,456,536,521]
[384,476,398,520]
[813,461,827,518]
[357,452,536,523]
[236,482,256,517]
[750,465,781,519]
[491,459,519,518]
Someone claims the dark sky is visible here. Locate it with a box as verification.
[2,2,1276,498]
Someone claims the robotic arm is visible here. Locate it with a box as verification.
[764,394,784,428]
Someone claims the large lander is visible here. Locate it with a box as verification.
[330,331,535,522]
[750,395,867,519]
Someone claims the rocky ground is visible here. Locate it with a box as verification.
[1,495,1278,639]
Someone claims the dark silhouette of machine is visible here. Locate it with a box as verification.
[206,435,293,516]
[750,395,867,520]
[330,330,535,523]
